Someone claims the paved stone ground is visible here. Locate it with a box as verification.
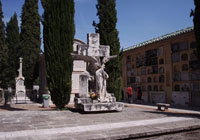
[136,129,200,140]
[0,103,200,139]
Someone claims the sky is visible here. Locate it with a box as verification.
[1,0,195,49]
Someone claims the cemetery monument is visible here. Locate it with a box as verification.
[12,57,30,103]
[72,33,124,112]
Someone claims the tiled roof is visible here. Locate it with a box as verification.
[123,27,194,52]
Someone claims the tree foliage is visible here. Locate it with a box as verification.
[93,0,122,101]
[42,0,75,108]
[6,13,20,87]
[20,0,41,88]
[193,0,200,59]
[0,0,8,88]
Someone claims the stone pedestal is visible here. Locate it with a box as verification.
[74,96,124,112]
[12,94,31,104]
[82,102,124,112]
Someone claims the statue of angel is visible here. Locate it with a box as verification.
[95,55,117,102]
[71,53,117,102]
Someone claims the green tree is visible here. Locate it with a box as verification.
[6,13,20,87]
[0,0,8,88]
[193,0,200,59]
[42,0,75,108]
[20,0,41,89]
[93,0,122,101]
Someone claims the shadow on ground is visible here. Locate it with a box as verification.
[67,107,119,114]
[0,104,27,111]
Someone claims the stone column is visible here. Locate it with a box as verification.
[19,57,23,77]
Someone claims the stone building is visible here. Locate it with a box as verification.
[122,27,200,107]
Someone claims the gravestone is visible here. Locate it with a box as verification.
[12,58,30,103]
[79,71,90,98]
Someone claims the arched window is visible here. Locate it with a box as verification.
[126,56,131,62]
[182,64,189,71]
[181,84,189,91]
[159,59,164,64]
[141,86,146,91]
[190,52,197,61]
[147,69,152,74]
[181,53,188,61]
[190,41,197,49]
[159,75,164,82]
[153,76,158,82]
[154,85,158,91]
[132,56,134,62]
[160,85,164,91]
[159,67,164,74]
[141,68,146,75]
[148,85,152,91]
[147,77,152,83]
[173,65,179,72]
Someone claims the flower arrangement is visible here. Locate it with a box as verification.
[89,92,98,100]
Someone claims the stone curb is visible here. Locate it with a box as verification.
[90,125,200,140]
[124,103,200,115]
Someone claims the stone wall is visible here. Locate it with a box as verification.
[171,91,189,106]
[141,91,148,102]
[149,91,166,103]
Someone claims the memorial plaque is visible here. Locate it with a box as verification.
[17,91,25,97]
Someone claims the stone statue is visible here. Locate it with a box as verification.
[96,64,108,102]
[71,53,116,102]
[95,56,117,102]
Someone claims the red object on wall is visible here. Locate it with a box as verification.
[127,87,133,95]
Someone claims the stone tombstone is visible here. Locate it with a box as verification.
[79,71,90,98]
[14,57,30,103]
[16,58,26,95]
